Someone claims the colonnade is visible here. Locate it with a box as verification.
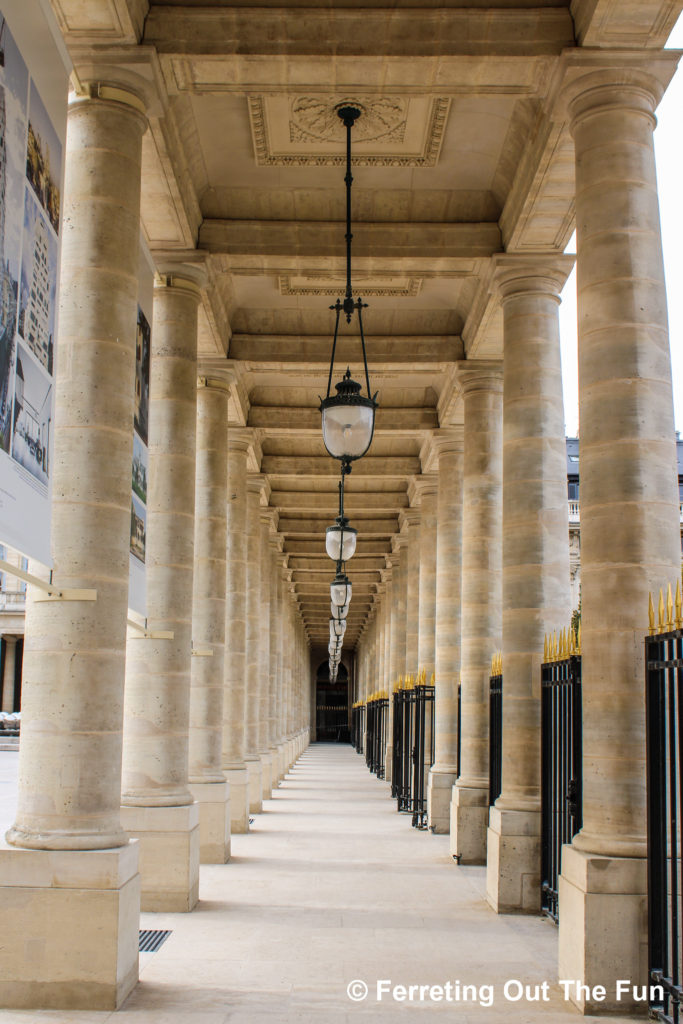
[354,60,681,1014]
[0,74,311,1010]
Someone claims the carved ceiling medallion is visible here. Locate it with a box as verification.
[249,95,450,167]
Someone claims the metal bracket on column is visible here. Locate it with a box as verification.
[0,559,97,602]
[127,617,174,641]
[191,645,214,657]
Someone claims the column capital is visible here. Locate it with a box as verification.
[197,373,232,395]
[491,253,574,304]
[455,360,504,396]
[230,428,262,469]
[154,262,207,299]
[69,67,152,121]
[260,506,279,532]
[430,426,465,459]
[558,52,679,131]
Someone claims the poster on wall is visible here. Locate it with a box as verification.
[0,8,66,566]
[128,240,154,617]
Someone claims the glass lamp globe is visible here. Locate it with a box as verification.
[330,617,346,638]
[325,520,357,562]
[330,574,352,607]
[331,600,350,619]
[320,370,376,462]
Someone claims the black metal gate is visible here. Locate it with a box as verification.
[365,693,388,778]
[412,680,435,829]
[393,683,414,810]
[646,585,683,1023]
[540,631,582,923]
[489,656,503,807]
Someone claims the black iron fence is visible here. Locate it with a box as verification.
[365,692,389,778]
[647,582,683,1024]
[540,628,582,923]
[351,701,365,754]
[489,655,503,807]
[391,674,435,829]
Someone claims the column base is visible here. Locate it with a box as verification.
[188,780,230,864]
[260,752,272,800]
[120,803,199,912]
[486,805,541,914]
[450,784,489,863]
[0,841,139,1009]
[225,767,249,833]
[427,768,457,834]
[245,758,263,813]
[558,845,648,1014]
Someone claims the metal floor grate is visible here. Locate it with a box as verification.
[139,929,172,953]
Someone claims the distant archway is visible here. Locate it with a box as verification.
[315,660,350,743]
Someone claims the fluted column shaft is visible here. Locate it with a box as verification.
[258,513,272,799]
[450,367,503,859]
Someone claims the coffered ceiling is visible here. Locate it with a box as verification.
[54,0,683,648]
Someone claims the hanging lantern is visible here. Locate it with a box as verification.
[319,106,377,472]
[331,599,350,619]
[330,572,352,608]
[326,519,357,562]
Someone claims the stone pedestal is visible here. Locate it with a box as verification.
[120,804,199,913]
[450,786,489,864]
[486,806,540,914]
[188,780,230,864]
[246,757,263,814]
[225,767,250,834]
[558,846,647,1014]
[260,752,273,800]
[0,842,139,1009]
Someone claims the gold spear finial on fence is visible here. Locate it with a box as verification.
[430,672,435,685]
[648,592,656,635]
[543,635,548,662]
[658,588,666,631]
[676,579,682,630]
[667,583,674,631]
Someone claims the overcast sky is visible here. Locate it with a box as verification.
[559,19,683,437]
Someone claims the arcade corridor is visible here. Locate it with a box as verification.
[0,745,640,1023]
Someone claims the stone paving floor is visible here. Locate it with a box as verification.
[0,745,640,1023]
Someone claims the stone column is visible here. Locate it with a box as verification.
[427,431,465,834]
[276,567,288,779]
[258,512,272,800]
[121,264,204,913]
[403,510,421,678]
[415,478,438,678]
[449,366,503,859]
[245,477,264,811]
[1,636,17,712]
[486,254,572,915]
[188,376,230,864]
[269,537,282,788]
[223,431,250,833]
[386,542,407,781]
[0,76,148,1009]
[558,63,682,1013]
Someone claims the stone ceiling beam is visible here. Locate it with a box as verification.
[229,335,464,365]
[270,491,408,512]
[261,456,420,478]
[248,406,438,432]
[200,221,502,261]
[144,8,574,57]
[278,517,399,536]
